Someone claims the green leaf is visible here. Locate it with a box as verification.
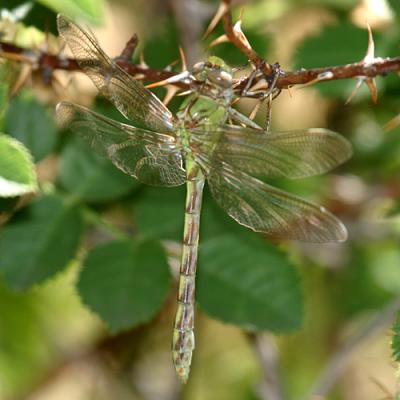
[77,239,171,332]
[0,195,82,291]
[392,311,400,362]
[197,234,303,332]
[58,137,138,203]
[5,92,57,162]
[0,135,37,197]
[0,197,19,215]
[134,187,238,241]
[0,281,50,395]
[294,22,373,97]
[36,0,105,24]
[1,1,58,34]
[0,65,10,130]
[388,0,400,17]
[141,19,180,69]
[135,186,185,241]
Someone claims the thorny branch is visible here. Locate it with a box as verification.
[0,0,400,99]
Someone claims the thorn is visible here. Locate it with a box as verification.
[384,114,400,132]
[364,77,377,104]
[207,34,229,49]
[162,85,180,105]
[296,71,334,90]
[139,52,147,68]
[249,100,261,120]
[145,71,191,89]
[176,89,193,97]
[164,58,180,72]
[232,18,252,52]
[345,78,363,105]
[364,22,375,64]
[10,64,32,96]
[203,1,229,39]
[346,23,379,104]
[178,46,187,72]
[238,7,245,22]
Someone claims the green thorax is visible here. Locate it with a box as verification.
[176,94,229,157]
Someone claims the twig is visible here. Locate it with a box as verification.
[305,296,400,400]
[2,38,400,96]
[247,333,284,400]
[116,34,139,62]
[221,0,273,76]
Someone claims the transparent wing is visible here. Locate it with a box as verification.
[57,14,175,133]
[190,125,352,179]
[202,161,347,242]
[56,101,186,187]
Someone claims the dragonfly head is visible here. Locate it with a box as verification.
[192,56,232,89]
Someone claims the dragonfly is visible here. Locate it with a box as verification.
[55,15,352,383]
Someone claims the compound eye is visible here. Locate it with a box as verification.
[192,62,205,74]
[208,69,232,88]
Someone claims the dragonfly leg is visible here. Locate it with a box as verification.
[228,107,263,130]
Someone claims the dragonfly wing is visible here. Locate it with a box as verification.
[203,161,347,242]
[56,101,186,187]
[57,15,175,133]
[190,125,352,179]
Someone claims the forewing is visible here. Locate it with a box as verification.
[205,161,347,242]
[57,15,175,133]
[56,101,186,187]
[190,125,352,179]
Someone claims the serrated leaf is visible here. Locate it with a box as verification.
[197,234,303,332]
[77,239,171,332]
[36,0,105,24]
[135,186,185,241]
[58,137,138,203]
[0,135,37,197]
[5,92,57,162]
[0,195,82,291]
[134,187,239,241]
[392,312,400,362]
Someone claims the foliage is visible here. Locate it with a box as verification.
[78,239,171,332]
[0,0,399,399]
[0,134,37,197]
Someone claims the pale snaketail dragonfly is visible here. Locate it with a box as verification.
[55,15,352,383]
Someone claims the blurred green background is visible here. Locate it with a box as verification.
[1,0,400,399]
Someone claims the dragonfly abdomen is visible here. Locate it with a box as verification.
[172,160,205,383]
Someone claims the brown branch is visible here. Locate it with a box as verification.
[275,57,400,89]
[2,40,400,94]
[221,0,273,76]
[1,0,400,100]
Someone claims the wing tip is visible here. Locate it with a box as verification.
[56,14,69,34]
[55,101,77,127]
